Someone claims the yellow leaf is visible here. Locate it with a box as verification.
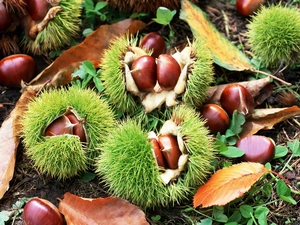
[180,0,253,71]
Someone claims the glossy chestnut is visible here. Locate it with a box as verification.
[220,83,255,116]
[45,115,74,137]
[140,32,165,58]
[200,104,230,134]
[150,138,166,168]
[0,3,12,32]
[23,198,63,225]
[158,134,182,169]
[45,112,87,142]
[131,55,157,92]
[66,113,87,142]
[25,0,49,21]
[0,54,36,88]
[156,54,181,91]
[236,0,264,16]
[237,135,275,164]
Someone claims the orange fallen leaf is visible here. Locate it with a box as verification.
[58,192,149,225]
[180,0,253,71]
[0,88,36,199]
[240,106,300,138]
[193,162,270,208]
[28,19,146,89]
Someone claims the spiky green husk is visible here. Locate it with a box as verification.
[100,34,141,115]
[183,38,214,108]
[247,4,300,68]
[21,0,82,55]
[96,105,215,209]
[21,86,116,179]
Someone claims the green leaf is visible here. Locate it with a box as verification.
[276,179,297,204]
[83,28,94,37]
[239,205,253,219]
[274,146,288,159]
[198,218,212,225]
[95,2,107,11]
[82,61,96,76]
[254,206,269,225]
[219,146,244,158]
[228,111,246,135]
[213,206,228,223]
[153,7,176,25]
[288,139,300,156]
[227,211,241,223]
[80,172,96,182]
[0,211,10,224]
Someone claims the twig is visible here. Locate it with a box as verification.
[251,69,292,86]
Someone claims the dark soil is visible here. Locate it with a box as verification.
[0,0,300,224]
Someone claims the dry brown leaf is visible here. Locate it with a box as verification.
[205,77,271,106]
[0,88,36,199]
[240,106,300,138]
[193,162,270,208]
[27,19,146,89]
[58,192,149,225]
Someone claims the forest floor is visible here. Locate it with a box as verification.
[0,0,299,224]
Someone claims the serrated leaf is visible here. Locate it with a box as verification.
[193,162,270,208]
[180,0,253,71]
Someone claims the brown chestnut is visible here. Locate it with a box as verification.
[0,54,36,88]
[156,54,181,91]
[45,115,74,137]
[220,83,255,116]
[0,3,12,32]
[158,134,182,169]
[200,104,230,134]
[66,113,87,142]
[236,0,264,17]
[237,135,275,164]
[23,198,63,225]
[140,32,165,58]
[25,0,49,21]
[131,55,157,92]
[150,138,166,168]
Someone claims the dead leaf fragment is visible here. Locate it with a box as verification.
[240,106,300,138]
[58,192,149,225]
[193,162,270,208]
[0,88,36,199]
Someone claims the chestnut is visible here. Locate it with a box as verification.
[0,54,36,88]
[236,0,264,17]
[23,198,63,225]
[25,0,49,21]
[45,115,74,137]
[156,54,181,91]
[131,55,157,92]
[220,83,255,116]
[140,32,165,58]
[0,2,12,32]
[66,113,87,142]
[150,138,166,168]
[237,135,275,164]
[45,112,87,142]
[158,134,182,169]
[200,104,230,134]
